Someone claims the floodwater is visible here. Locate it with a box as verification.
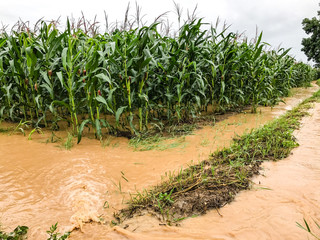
[0,84,319,239]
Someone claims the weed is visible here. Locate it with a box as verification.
[0,225,28,240]
[46,223,70,240]
[10,120,31,136]
[47,132,62,144]
[297,219,320,240]
[103,201,109,209]
[200,137,210,147]
[101,136,112,148]
[112,142,120,148]
[112,180,123,193]
[168,124,198,137]
[28,127,43,140]
[63,133,74,150]
[129,134,186,151]
[0,127,12,133]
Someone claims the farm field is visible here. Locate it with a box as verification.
[0,20,316,140]
[0,14,319,239]
[0,84,319,239]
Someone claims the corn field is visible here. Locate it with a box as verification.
[0,18,316,142]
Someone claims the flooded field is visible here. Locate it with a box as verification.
[76,102,320,240]
[0,84,319,239]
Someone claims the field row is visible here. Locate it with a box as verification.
[0,19,316,142]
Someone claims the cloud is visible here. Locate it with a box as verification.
[0,0,318,62]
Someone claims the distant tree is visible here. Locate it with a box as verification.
[301,8,320,67]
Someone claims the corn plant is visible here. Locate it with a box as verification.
[0,16,317,143]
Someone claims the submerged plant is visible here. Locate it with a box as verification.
[0,225,28,240]
[63,132,74,150]
[297,219,320,240]
[46,223,70,240]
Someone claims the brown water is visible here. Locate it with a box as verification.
[0,85,319,239]
[74,100,320,240]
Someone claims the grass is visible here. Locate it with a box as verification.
[129,134,187,151]
[0,127,12,133]
[63,133,74,150]
[45,132,62,144]
[9,121,31,136]
[114,88,320,225]
[297,219,320,240]
[200,137,210,147]
[28,127,43,140]
[0,120,12,133]
[101,136,112,148]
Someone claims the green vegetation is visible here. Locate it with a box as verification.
[115,89,320,224]
[46,223,70,240]
[129,134,187,151]
[0,5,318,237]
[302,4,320,67]
[297,219,320,240]
[63,132,74,150]
[0,225,28,240]
[0,223,70,240]
[0,12,316,143]
[0,126,12,133]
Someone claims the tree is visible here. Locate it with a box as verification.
[301,8,320,67]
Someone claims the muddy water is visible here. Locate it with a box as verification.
[76,100,320,240]
[0,85,318,239]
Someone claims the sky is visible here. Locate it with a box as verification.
[0,0,318,63]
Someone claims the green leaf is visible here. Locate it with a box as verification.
[35,95,41,109]
[56,71,68,90]
[253,45,263,62]
[95,73,111,84]
[221,81,225,94]
[77,119,90,144]
[72,50,82,63]
[41,83,54,99]
[95,118,102,138]
[0,38,6,48]
[115,106,127,125]
[47,32,65,60]
[95,95,113,113]
[67,18,71,34]
[52,100,71,113]
[40,71,52,87]
[25,46,37,74]
[0,106,5,118]
[28,127,43,140]
[278,48,291,59]
[107,88,117,107]
[62,48,68,70]
[254,32,263,50]
[141,57,152,69]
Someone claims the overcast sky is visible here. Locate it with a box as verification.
[0,0,318,63]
